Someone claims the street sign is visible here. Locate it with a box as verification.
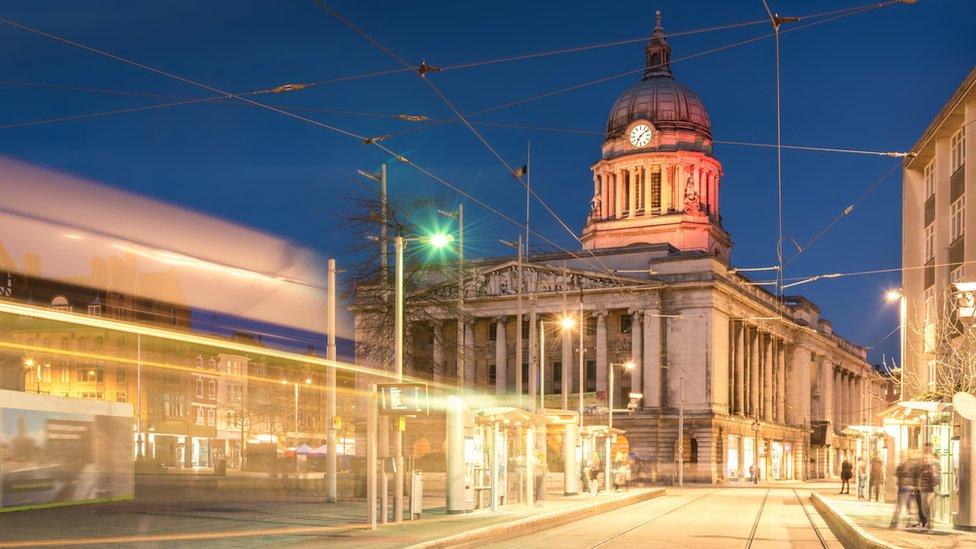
[377,383,429,416]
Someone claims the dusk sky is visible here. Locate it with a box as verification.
[1,0,973,363]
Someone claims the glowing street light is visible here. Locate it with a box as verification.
[427,233,454,249]
[560,315,576,330]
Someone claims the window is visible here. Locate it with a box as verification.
[207,409,215,426]
[634,174,643,211]
[586,317,597,336]
[489,323,497,341]
[950,196,965,241]
[620,314,632,334]
[50,295,71,312]
[196,407,204,425]
[42,366,51,383]
[924,160,935,199]
[650,172,662,212]
[927,359,937,391]
[76,367,104,383]
[950,265,965,285]
[208,380,216,398]
[586,360,596,391]
[87,304,102,316]
[951,128,966,174]
[552,361,562,389]
[522,321,530,339]
[59,366,69,383]
[924,224,934,262]
[521,363,529,389]
[231,384,243,401]
[116,366,127,383]
[195,378,203,398]
[923,286,936,353]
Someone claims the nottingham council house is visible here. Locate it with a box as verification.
[358,14,888,485]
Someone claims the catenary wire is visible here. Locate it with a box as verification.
[0,14,629,279]
[312,0,625,282]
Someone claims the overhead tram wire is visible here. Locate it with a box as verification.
[782,160,901,269]
[310,0,623,282]
[0,15,635,280]
[0,2,905,134]
[378,0,907,143]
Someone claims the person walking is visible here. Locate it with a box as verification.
[839,457,853,495]
[856,456,868,500]
[890,452,916,529]
[918,444,940,532]
[869,454,884,502]
[533,448,548,506]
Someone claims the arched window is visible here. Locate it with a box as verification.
[50,295,71,312]
[650,171,662,214]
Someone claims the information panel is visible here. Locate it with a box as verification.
[0,389,134,512]
[377,383,429,416]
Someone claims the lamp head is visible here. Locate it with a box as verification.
[427,233,454,249]
[885,289,902,303]
[560,316,576,330]
[623,361,635,371]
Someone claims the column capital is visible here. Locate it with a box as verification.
[493,315,507,325]
[595,308,609,319]
[627,307,643,318]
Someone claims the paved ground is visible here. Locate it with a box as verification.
[814,486,976,549]
[486,484,843,549]
[0,487,656,548]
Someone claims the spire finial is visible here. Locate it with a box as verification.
[644,10,672,79]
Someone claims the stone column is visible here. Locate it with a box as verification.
[776,340,786,424]
[616,170,626,217]
[628,169,637,216]
[606,171,615,218]
[763,334,774,422]
[819,358,832,426]
[561,322,573,399]
[431,320,444,382]
[643,306,661,408]
[494,317,507,395]
[629,308,642,394]
[464,320,475,388]
[749,327,760,418]
[600,173,608,219]
[734,321,745,416]
[596,310,608,393]
[661,165,672,212]
[832,368,841,433]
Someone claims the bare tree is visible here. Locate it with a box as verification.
[902,284,976,401]
[339,182,462,377]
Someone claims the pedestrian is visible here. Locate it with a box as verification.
[840,457,853,495]
[890,452,916,529]
[533,448,548,505]
[918,444,940,532]
[908,452,925,528]
[869,454,884,502]
[856,456,868,500]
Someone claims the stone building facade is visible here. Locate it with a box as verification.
[360,14,887,483]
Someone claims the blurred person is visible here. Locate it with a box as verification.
[839,457,853,494]
[869,453,884,502]
[533,448,548,506]
[856,456,867,500]
[890,451,917,529]
[918,444,940,532]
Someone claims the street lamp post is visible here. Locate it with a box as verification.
[606,361,634,493]
[538,316,576,412]
[885,289,906,402]
[438,207,465,390]
[500,236,524,407]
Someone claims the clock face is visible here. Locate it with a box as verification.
[629,124,652,147]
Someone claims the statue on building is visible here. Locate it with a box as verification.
[683,174,700,214]
[589,196,601,219]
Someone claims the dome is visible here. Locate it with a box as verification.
[605,12,711,142]
[605,77,711,141]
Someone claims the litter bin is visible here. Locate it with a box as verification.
[410,470,423,519]
[215,458,227,476]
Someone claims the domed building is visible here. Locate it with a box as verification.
[357,13,884,490]
[582,12,731,258]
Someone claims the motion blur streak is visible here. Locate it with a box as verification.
[0,158,339,337]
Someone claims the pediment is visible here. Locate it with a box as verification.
[424,261,649,300]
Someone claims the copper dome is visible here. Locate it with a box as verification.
[605,13,711,142]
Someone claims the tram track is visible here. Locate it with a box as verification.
[793,488,829,548]
[586,488,723,549]
[743,488,771,548]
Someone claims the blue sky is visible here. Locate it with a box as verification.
[0,0,973,364]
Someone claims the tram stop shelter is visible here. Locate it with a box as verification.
[579,425,627,493]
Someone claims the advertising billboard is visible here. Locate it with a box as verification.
[0,389,134,511]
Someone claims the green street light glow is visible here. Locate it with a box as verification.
[427,233,454,248]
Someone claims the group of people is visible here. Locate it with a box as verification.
[838,445,940,531]
[889,444,941,532]
[838,454,884,501]
[581,452,634,494]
